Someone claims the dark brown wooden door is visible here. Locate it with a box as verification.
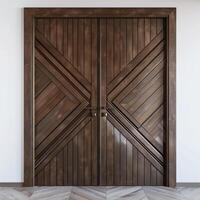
[99,18,166,185]
[34,18,98,185]
[34,16,167,186]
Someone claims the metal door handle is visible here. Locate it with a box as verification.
[101,112,107,117]
[84,107,97,118]
[91,112,97,117]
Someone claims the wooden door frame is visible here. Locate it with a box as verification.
[24,8,176,187]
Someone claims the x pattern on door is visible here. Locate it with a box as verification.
[34,18,98,185]
[34,17,166,186]
[100,18,166,185]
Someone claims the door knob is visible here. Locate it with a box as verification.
[91,112,97,117]
[101,112,107,117]
[84,107,97,118]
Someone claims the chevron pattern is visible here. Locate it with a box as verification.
[0,187,197,200]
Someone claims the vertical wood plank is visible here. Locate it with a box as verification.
[107,121,114,185]
[35,175,38,186]
[73,19,78,67]
[37,18,44,34]
[120,134,127,185]
[85,122,92,185]
[50,157,56,186]
[100,18,107,185]
[151,165,157,186]
[63,19,68,59]
[56,19,64,54]
[84,19,92,82]
[44,19,50,40]
[145,159,150,185]
[120,18,127,70]
[91,18,98,185]
[106,19,114,83]
[37,170,44,186]
[64,146,68,185]
[145,18,151,45]
[67,141,73,185]
[132,19,138,58]
[126,19,133,63]
[50,19,57,47]
[24,9,34,186]
[78,131,84,185]
[157,171,163,185]
[138,18,145,52]
[44,164,50,185]
[156,18,163,34]
[56,150,64,186]
[78,19,84,74]
[151,18,157,39]
[132,146,138,185]
[114,19,120,77]
[67,19,73,63]
[138,151,144,185]
[168,9,176,187]
[114,128,120,185]
[126,140,133,185]
[73,135,78,185]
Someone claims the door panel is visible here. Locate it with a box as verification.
[34,16,167,186]
[34,18,98,185]
[100,18,166,185]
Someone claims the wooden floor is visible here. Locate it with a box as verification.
[0,186,199,200]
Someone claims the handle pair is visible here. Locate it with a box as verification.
[85,107,108,118]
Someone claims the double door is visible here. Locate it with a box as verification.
[34,17,166,186]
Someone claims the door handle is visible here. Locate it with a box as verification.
[91,112,97,117]
[84,107,97,117]
[101,112,107,117]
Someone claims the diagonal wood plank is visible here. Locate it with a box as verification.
[35,49,87,102]
[35,82,65,125]
[108,40,165,101]
[35,36,90,100]
[35,110,91,175]
[36,30,91,92]
[35,101,88,158]
[107,103,163,164]
[107,112,164,173]
[35,59,79,102]
[115,52,165,103]
[112,92,164,154]
[111,57,164,129]
[35,66,51,97]
[107,31,164,94]
[35,97,79,147]
[133,86,164,124]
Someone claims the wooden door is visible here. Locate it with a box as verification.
[24,8,176,187]
[100,18,166,185]
[34,18,98,185]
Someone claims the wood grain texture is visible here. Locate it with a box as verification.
[24,8,176,187]
[34,18,98,186]
[100,18,167,186]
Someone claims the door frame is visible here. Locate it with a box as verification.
[24,8,176,187]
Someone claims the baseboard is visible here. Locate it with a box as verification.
[176,182,200,187]
[0,183,23,187]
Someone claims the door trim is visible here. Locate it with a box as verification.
[24,8,176,187]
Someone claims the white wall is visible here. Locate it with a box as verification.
[0,0,200,183]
